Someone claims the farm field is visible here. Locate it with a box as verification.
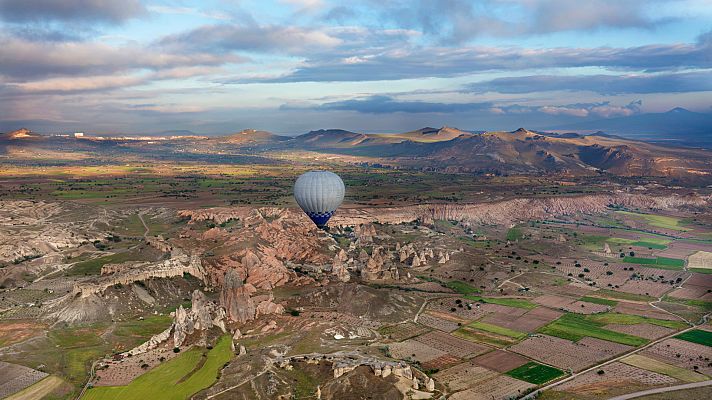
[466,321,527,339]
[453,326,518,348]
[464,295,537,309]
[579,296,619,307]
[608,237,671,249]
[510,335,633,372]
[622,256,685,269]
[378,322,430,342]
[472,350,529,372]
[615,211,691,232]
[4,376,66,400]
[538,313,649,346]
[506,361,566,384]
[81,335,233,400]
[621,354,709,383]
[674,329,712,346]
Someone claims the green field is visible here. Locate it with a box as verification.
[445,281,481,295]
[467,321,527,339]
[82,335,233,400]
[506,362,565,384]
[464,295,537,309]
[592,289,656,302]
[663,297,712,312]
[674,329,712,347]
[607,237,670,250]
[615,211,690,232]
[689,268,712,274]
[579,296,618,307]
[506,227,524,241]
[622,256,685,269]
[585,313,688,329]
[538,313,649,346]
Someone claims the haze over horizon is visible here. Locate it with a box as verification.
[1,0,712,135]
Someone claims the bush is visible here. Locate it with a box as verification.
[173,347,180,353]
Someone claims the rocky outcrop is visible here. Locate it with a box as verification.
[360,247,399,281]
[124,326,172,356]
[330,194,711,227]
[219,269,284,324]
[220,269,255,324]
[173,290,225,347]
[331,250,350,282]
[74,253,205,298]
[276,351,413,380]
[146,235,173,253]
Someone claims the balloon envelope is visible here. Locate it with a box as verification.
[294,171,345,228]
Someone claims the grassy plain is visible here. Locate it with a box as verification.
[82,335,233,400]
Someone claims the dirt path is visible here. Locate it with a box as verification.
[608,380,712,400]
[137,212,150,238]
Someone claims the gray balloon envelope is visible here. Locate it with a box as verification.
[294,171,345,228]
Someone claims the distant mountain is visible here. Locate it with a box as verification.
[292,129,371,148]
[2,124,710,181]
[395,126,473,142]
[219,129,288,145]
[549,108,712,146]
[0,128,42,140]
[159,130,198,136]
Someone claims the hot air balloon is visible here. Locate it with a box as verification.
[294,171,345,229]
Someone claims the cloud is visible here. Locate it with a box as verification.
[281,0,324,13]
[159,24,342,55]
[0,34,241,81]
[285,95,493,114]
[367,0,675,43]
[146,5,231,21]
[503,100,643,118]
[281,94,645,121]
[0,0,146,24]
[245,40,711,83]
[12,75,146,93]
[468,71,712,95]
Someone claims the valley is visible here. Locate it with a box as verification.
[0,127,711,400]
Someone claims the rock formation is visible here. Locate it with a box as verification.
[332,250,350,282]
[74,253,205,298]
[220,269,255,323]
[173,290,226,347]
[360,247,399,281]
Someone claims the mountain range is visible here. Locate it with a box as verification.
[548,108,712,147]
[2,125,711,182]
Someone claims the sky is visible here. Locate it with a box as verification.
[0,0,711,135]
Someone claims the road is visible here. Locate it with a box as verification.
[608,380,712,399]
